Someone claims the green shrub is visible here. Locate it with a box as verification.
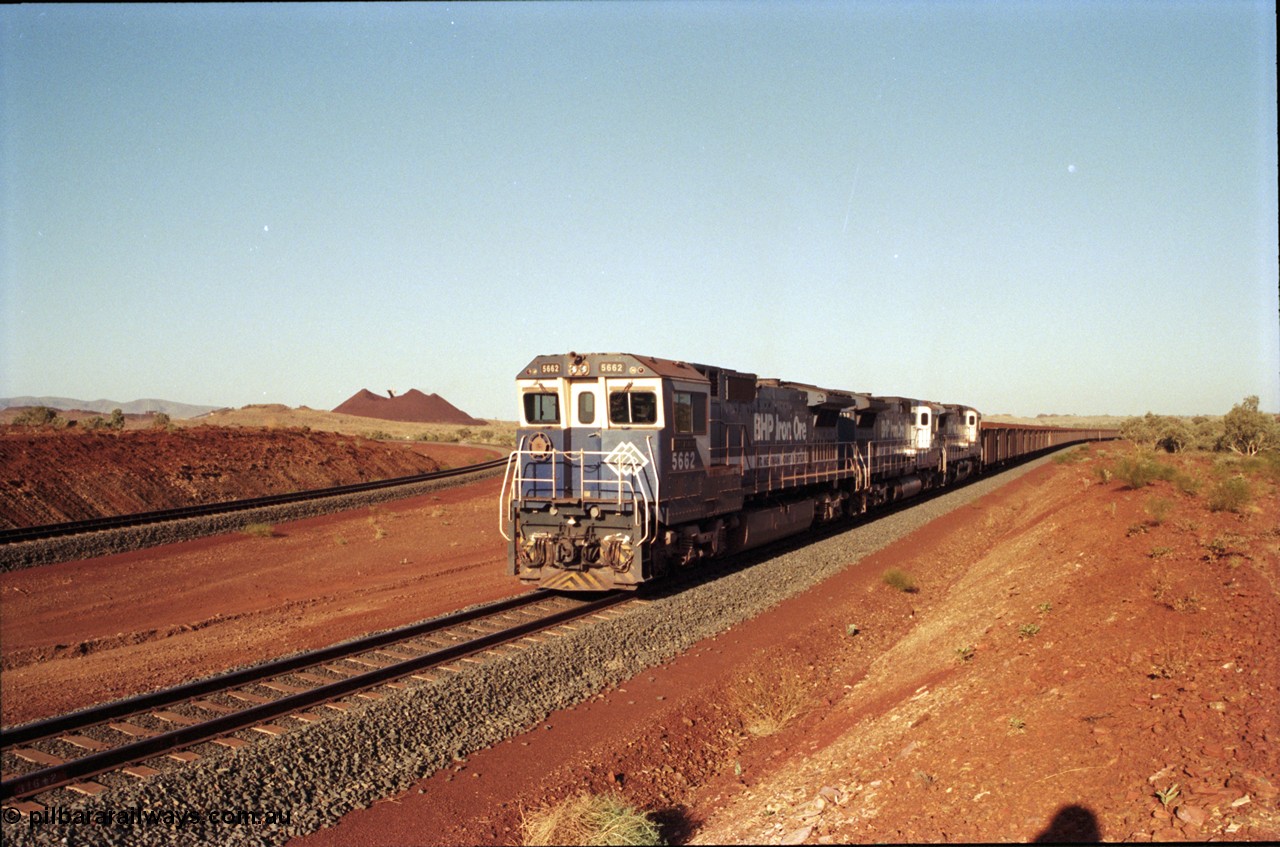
[1172,470,1202,495]
[1222,396,1279,456]
[241,522,275,538]
[1190,416,1226,452]
[1145,497,1174,525]
[13,406,63,427]
[1207,477,1252,513]
[1053,448,1087,465]
[1113,453,1174,489]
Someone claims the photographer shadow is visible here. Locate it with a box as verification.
[1033,803,1101,843]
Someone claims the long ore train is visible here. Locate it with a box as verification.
[499,352,1111,591]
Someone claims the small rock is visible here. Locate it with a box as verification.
[1231,795,1251,807]
[818,786,846,805]
[780,824,813,845]
[1176,805,1206,828]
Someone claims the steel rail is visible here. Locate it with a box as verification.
[0,457,507,546]
[1,589,543,747]
[1,590,629,801]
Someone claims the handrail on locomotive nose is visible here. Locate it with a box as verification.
[500,439,658,545]
[497,434,527,542]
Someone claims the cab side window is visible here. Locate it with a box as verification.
[609,391,657,425]
[524,393,560,424]
[674,392,708,434]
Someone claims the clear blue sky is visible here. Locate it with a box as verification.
[3,1,1276,420]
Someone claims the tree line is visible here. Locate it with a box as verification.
[1120,396,1278,456]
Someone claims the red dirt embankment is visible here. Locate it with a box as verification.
[0,427,441,529]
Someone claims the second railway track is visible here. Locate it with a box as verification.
[1,589,630,807]
[0,457,508,546]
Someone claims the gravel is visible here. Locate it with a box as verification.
[3,455,1058,847]
[0,467,503,572]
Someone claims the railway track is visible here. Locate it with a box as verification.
[0,589,629,808]
[0,457,507,546]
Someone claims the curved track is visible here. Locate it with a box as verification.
[0,457,507,546]
[1,589,629,804]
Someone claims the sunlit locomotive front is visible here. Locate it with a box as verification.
[500,353,707,590]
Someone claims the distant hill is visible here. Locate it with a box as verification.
[0,396,223,419]
[333,389,485,425]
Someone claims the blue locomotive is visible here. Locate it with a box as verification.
[499,352,988,590]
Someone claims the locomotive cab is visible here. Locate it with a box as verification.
[907,403,941,453]
[938,404,983,483]
[503,353,712,590]
[940,405,980,448]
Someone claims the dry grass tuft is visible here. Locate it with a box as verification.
[241,522,275,538]
[882,568,918,593]
[730,668,811,737]
[521,792,662,846]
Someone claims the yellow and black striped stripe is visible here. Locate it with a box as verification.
[541,569,611,592]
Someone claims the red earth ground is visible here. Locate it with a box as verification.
[0,426,471,529]
[0,440,507,727]
[2,441,1277,844]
